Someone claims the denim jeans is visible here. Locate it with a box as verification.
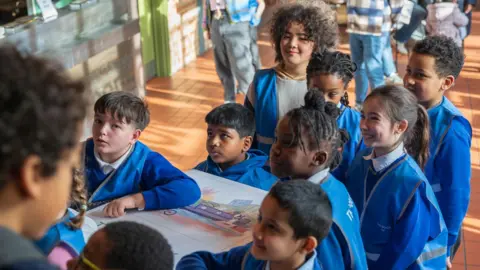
[349,33,385,105]
[382,32,397,77]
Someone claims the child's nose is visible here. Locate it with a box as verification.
[99,124,109,135]
[270,143,280,157]
[405,76,415,87]
[360,119,367,130]
[210,136,220,146]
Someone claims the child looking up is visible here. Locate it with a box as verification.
[0,45,88,269]
[176,180,332,270]
[85,91,201,217]
[306,51,362,181]
[195,103,277,191]
[345,85,448,269]
[245,2,338,155]
[404,35,471,266]
[270,90,367,270]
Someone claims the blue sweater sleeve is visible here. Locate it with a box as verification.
[374,189,431,269]
[140,152,201,210]
[434,120,471,254]
[176,244,250,270]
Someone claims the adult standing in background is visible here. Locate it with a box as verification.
[346,0,406,110]
[250,0,265,71]
[202,0,262,103]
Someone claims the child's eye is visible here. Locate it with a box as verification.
[112,124,120,129]
[94,119,102,124]
[257,214,262,222]
[220,134,229,139]
[267,223,278,231]
[207,132,213,137]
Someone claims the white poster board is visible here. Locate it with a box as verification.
[87,169,268,264]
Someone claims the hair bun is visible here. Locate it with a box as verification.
[324,102,340,119]
[304,89,326,111]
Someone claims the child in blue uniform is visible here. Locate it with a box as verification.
[67,221,174,270]
[404,35,471,266]
[85,91,201,217]
[195,103,277,191]
[345,85,448,269]
[0,45,88,270]
[245,2,338,155]
[269,90,367,270]
[176,180,332,270]
[306,51,362,182]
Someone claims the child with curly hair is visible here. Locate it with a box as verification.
[0,45,88,269]
[245,1,338,156]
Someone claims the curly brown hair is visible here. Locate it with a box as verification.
[270,2,338,64]
[0,44,88,187]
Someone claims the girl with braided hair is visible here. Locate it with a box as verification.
[269,90,368,270]
[307,51,363,181]
[34,161,98,270]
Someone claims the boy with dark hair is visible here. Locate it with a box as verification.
[0,45,88,269]
[67,221,174,270]
[195,103,277,191]
[85,91,201,218]
[404,35,471,267]
[176,180,332,270]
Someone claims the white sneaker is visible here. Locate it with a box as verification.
[385,73,403,85]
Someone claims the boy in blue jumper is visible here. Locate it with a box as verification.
[176,180,332,270]
[195,103,277,191]
[0,45,88,270]
[85,91,201,218]
[404,35,472,267]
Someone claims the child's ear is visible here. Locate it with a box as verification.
[130,129,142,144]
[441,75,455,91]
[243,136,253,152]
[19,155,44,199]
[312,150,327,167]
[302,236,318,254]
[396,119,409,135]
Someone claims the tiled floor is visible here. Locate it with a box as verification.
[142,5,480,268]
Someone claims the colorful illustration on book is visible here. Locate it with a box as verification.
[166,188,259,235]
[90,187,260,237]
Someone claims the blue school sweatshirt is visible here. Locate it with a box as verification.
[176,242,321,270]
[345,148,448,269]
[84,139,201,210]
[195,149,277,191]
[331,104,363,182]
[425,97,472,255]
